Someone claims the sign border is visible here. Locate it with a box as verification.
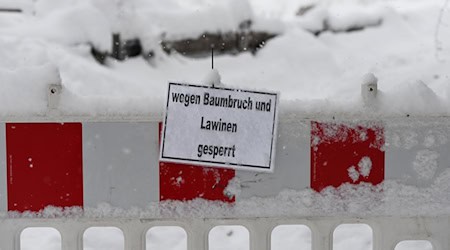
[160,82,279,172]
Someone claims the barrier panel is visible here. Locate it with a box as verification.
[0,115,449,249]
[0,216,448,250]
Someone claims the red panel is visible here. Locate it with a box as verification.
[159,122,235,202]
[311,121,385,192]
[6,123,83,212]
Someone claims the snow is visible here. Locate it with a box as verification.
[202,69,222,87]
[347,166,360,182]
[4,169,450,219]
[223,177,242,199]
[0,0,448,117]
[326,4,383,32]
[362,73,378,86]
[2,2,111,51]
[413,149,439,180]
[436,0,450,62]
[358,156,372,178]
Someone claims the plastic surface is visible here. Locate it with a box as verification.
[6,123,83,212]
[159,122,235,202]
[310,121,385,192]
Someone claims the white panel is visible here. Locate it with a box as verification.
[83,122,159,208]
[385,122,450,187]
[237,120,310,198]
[0,123,6,211]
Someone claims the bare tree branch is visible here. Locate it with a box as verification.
[435,0,450,62]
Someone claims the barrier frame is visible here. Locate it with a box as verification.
[1,216,448,250]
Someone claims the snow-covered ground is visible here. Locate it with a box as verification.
[1,0,450,249]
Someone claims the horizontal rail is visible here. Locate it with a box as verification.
[1,113,450,123]
[0,216,448,250]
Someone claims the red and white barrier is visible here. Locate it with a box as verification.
[0,117,449,250]
[0,121,235,212]
[0,117,448,212]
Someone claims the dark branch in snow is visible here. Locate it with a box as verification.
[161,31,277,57]
[297,5,315,16]
[313,18,383,36]
[435,0,450,62]
[0,8,21,13]
[90,35,147,65]
[89,20,278,64]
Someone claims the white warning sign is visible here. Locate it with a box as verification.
[160,82,279,172]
